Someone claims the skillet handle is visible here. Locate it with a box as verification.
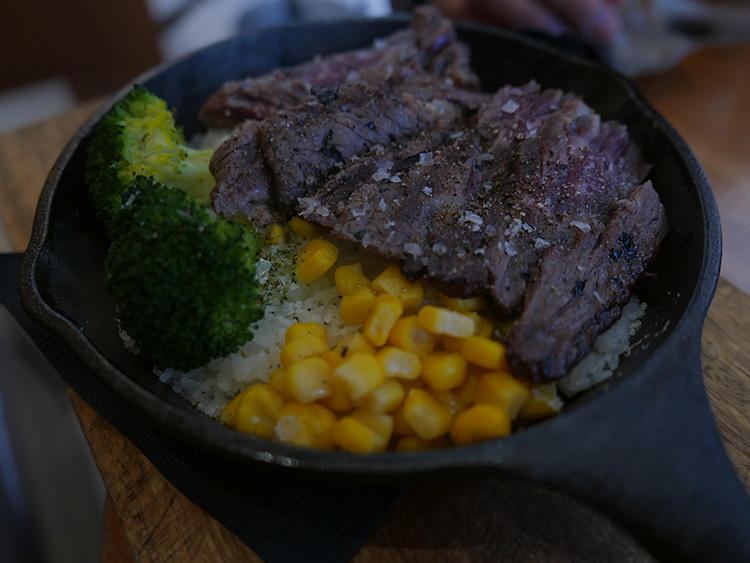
[481,330,750,561]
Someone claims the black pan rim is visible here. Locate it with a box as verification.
[18,14,721,475]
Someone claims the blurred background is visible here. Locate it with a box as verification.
[2,0,750,134]
[0,1,748,562]
[0,0,389,134]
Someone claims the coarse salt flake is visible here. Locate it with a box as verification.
[570,220,592,232]
[502,241,518,256]
[501,99,520,113]
[404,243,422,256]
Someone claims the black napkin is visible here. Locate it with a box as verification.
[0,253,406,562]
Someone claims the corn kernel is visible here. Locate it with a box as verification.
[285,357,332,403]
[320,349,345,370]
[371,265,424,309]
[452,374,480,411]
[439,293,488,313]
[460,336,507,371]
[318,378,354,412]
[450,404,511,446]
[441,335,465,353]
[266,223,285,245]
[268,368,290,399]
[332,417,383,453]
[402,389,452,440]
[421,352,467,391]
[401,377,425,392]
[280,334,328,367]
[340,288,376,325]
[332,332,375,359]
[356,379,405,413]
[289,216,320,238]
[351,409,394,447]
[296,238,338,283]
[233,384,285,438]
[376,347,421,380]
[433,389,462,415]
[469,314,494,338]
[417,305,474,337]
[285,322,327,344]
[395,435,450,452]
[475,372,530,419]
[363,294,403,346]
[334,263,370,296]
[333,352,385,401]
[219,392,243,426]
[274,402,336,449]
[392,406,413,436]
[518,383,563,419]
[387,315,436,356]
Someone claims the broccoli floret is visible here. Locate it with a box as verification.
[106,177,263,370]
[86,85,214,235]
[86,86,265,371]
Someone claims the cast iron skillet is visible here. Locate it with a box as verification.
[17,14,750,561]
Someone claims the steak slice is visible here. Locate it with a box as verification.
[507,181,666,381]
[211,80,485,222]
[199,6,478,128]
[206,120,282,225]
[476,82,651,311]
[301,130,492,297]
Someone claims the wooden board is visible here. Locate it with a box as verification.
[1,43,749,562]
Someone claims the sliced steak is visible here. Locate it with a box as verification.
[199,6,478,128]
[507,181,666,381]
[211,80,484,221]
[302,130,492,297]
[256,83,434,214]
[208,120,282,225]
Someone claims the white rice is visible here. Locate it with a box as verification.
[558,298,646,397]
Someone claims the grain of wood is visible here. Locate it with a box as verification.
[102,499,136,563]
[702,281,750,490]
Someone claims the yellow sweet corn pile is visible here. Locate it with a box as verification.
[221,230,563,453]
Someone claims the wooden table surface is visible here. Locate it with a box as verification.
[1,42,750,562]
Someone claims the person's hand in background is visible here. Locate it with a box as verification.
[432,0,625,44]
